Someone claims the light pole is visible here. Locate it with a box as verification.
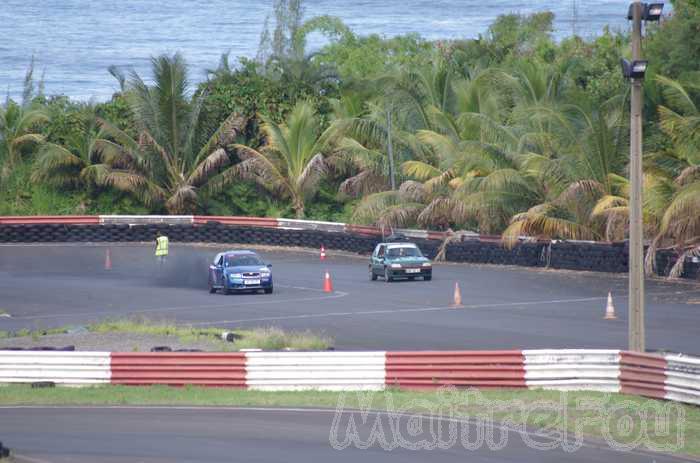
[622,1,663,352]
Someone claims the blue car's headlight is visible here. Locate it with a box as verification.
[261,271,271,277]
[230,273,243,279]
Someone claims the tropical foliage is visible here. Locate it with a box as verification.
[1,0,699,276]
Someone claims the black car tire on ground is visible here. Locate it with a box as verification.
[370,266,377,281]
[209,284,216,294]
[222,286,230,295]
[384,267,393,282]
[264,286,273,294]
[424,275,432,281]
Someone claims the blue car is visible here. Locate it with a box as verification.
[208,250,273,294]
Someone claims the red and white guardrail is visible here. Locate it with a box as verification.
[0,215,454,241]
[1,349,698,405]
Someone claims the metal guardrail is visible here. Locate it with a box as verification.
[524,349,621,392]
[192,216,278,228]
[386,351,526,389]
[620,351,668,400]
[665,354,700,405]
[277,218,347,233]
[0,350,699,405]
[110,352,247,387]
[100,215,194,225]
[0,351,110,384]
[246,351,385,391]
[0,215,100,225]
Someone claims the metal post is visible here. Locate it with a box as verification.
[628,0,645,352]
[387,109,396,191]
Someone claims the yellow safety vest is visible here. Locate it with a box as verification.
[155,236,169,256]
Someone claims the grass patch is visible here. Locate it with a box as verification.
[0,385,696,456]
[233,326,332,351]
[87,317,332,351]
[3,317,333,351]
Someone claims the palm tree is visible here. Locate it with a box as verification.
[1,60,48,176]
[351,181,430,230]
[229,100,338,218]
[644,75,700,277]
[501,95,629,245]
[32,109,108,189]
[96,54,247,214]
[0,64,48,177]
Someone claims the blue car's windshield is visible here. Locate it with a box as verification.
[386,246,421,258]
[226,255,263,267]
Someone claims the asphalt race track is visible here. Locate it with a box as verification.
[0,406,692,463]
[1,243,700,353]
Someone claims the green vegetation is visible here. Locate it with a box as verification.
[0,318,332,351]
[0,385,697,456]
[1,0,699,273]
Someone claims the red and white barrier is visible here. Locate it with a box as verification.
[246,351,385,391]
[0,351,110,385]
[386,351,525,389]
[100,215,194,225]
[665,354,700,405]
[1,349,698,405]
[0,214,523,244]
[110,352,246,387]
[524,349,621,392]
[0,216,100,225]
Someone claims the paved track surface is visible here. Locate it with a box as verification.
[0,406,690,463]
[1,244,699,352]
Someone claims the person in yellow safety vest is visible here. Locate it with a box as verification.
[155,232,169,266]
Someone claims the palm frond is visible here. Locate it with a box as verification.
[166,185,198,214]
[297,152,327,196]
[338,171,387,198]
[398,180,427,203]
[401,160,442,181]
[503,208,597,248]
[187,148,231,188]
[668,245,700,279]
[11,133,44,148]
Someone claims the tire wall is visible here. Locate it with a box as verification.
[0,223,697,279]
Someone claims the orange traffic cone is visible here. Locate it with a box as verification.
[604,291,617,320]
[451,282,463,308]
[323,271,334,293]
[104,248,112,271]
[320,245,326,261]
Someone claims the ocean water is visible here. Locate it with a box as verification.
[0,1,632,101]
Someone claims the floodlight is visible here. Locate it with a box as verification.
[627,2,664,21]
[621,59,649,79]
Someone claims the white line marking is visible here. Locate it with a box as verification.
[10,454,55,463]
[189,295,615,325]
[189,289,699,326]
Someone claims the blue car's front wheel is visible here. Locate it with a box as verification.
[264,286,273,294]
